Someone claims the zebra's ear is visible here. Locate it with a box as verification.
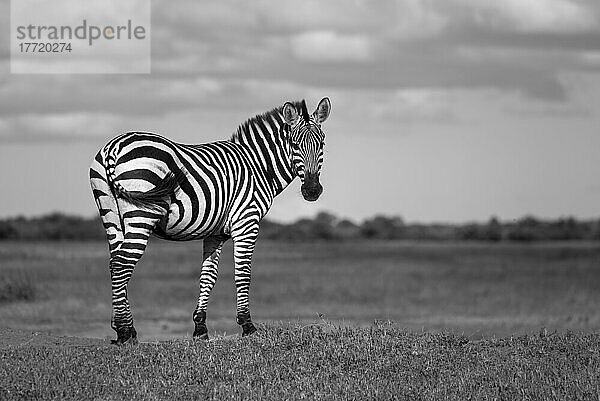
[282,102,300,126]
[313,97,331,124]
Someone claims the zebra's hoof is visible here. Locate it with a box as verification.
[193,323,209,340]
[237,312,257,337]
[111,326,138,346]
[241,322,257,337]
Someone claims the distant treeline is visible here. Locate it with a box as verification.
[0,212,599,242]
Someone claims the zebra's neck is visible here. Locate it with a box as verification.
[230,106,296,199]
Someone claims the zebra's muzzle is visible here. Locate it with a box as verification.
[301,172,323,202]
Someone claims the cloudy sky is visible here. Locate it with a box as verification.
[1,0,600,223]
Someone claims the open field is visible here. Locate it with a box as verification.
[1,240,600,340]
[2,240,600,399]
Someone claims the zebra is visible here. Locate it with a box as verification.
[89,98,331,344]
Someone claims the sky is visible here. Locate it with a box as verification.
[1,0,600,223]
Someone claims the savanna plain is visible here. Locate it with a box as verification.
[1,240,600,399]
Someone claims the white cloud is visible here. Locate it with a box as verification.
[383,0,447,40]
[455,0,597,32]
[0,113,122,141]
[290,31,371,62]
[2,0,599,139]
[371,89,456,123]
[581,51,600,66]
[0,75,224,118]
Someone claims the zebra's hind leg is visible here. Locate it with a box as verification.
[193,235,228,340]
[90,156,129,344]
[109,208,162,345]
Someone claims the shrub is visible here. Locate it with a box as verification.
[0,270,36,303]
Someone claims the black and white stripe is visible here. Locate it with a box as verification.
[89,98,331,342]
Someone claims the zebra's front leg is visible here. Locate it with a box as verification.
[232,220,259,337]
[192,235,227,340]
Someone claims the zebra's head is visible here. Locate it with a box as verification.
[282,98,331,202]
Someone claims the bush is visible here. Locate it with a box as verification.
[0,212,599,242]
[361,216,405,239]
[0,270,36,303]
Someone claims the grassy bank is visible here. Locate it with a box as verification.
[1,240,600,339]
[1,324,599,400]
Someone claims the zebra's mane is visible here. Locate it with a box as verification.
[230,100,308,142]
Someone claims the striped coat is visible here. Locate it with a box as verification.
[89,98,331,343]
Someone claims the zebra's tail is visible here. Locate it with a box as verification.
[112,172,179,211]
[104,150,180,212]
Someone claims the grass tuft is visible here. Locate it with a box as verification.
[0,269,36,303]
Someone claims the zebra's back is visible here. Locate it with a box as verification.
[91,131,255,241]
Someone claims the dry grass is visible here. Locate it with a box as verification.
[0,240,599,339]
